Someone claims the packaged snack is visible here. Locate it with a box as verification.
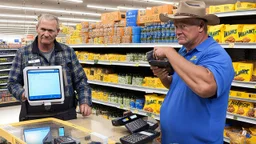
[235,1,256,10]
[155,95,165,114]
[228,100,254,116]
[143,94,158,113]
[227,100,238,114]
[234,63,253,82]
[224,25,243,43]
[238,25,256,43]
[208,24,225,43]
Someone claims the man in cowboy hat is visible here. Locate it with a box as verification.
[151,1,234,144]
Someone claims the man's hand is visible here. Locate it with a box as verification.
[153,47,173,59]
[79,104,92,117]
[21,92,27,102]
[151,66,169,79]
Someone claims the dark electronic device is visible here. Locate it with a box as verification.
[146,50,174,75]
[120,129,160,144]
[146,121,159,130]
[54,136,76,144]
[125,118,149,133]
[112,114,143,126]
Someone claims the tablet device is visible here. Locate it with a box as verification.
[23,66,65,106]
[23,127,52,144]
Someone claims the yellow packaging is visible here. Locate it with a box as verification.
[227,100,238,114]
[143,94,158,113]
[208,24,225,43]
[209,4,234,13]
[232,62,240,76]
[235,1,256,10]
[236,91,249,98]
[248,93,256,100]
[236,101,254,116]
[229,90,238,97]
[224,25,243,43]
[234,63,253,82]
[238,25,256,43]
[156,96,165,114]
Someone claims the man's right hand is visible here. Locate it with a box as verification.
[151,66,169,79]
[21,92,27,102]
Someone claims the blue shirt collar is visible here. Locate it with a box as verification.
[180,36,215,54]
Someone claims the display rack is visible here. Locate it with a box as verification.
[92,99,160,120]
[0,49,19,107]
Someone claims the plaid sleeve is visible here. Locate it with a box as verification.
[7,49,25,101]
[70,48,92,106]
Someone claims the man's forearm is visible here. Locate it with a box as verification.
[165,49,216,97]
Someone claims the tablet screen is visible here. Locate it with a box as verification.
[27,69,62,101]
[23,127,51,144]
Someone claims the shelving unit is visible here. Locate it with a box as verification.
[88,80,168,94]
[226,113,256,125]
[0,49,19,107]
[92,99,160,120]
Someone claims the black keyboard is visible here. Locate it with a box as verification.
[120,129,160,144]
[125,118,149,133]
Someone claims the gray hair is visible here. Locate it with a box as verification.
[37,14,60,30]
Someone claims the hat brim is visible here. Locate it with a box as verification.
[159,13,220,25]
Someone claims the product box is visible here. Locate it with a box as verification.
[234,62,253,82]
[144,94,158,113]
[238,25,256,43]
[235,1,255,10]
[208,24,225,43]
[224,25,243,43]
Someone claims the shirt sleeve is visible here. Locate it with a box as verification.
[7,49,25,101]
[198,47,234,98]
[70,48,92,106]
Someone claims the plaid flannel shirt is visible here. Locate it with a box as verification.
[7,37,92,106]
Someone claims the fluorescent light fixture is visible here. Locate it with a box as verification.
[59,17,100,22]
[0,19,78,26]
[145,0,176,4]
[0,5,100,17]
[62,0,83,3]
[87,5,118,11]
[117,6,145,10]
[0,24,36,27]
[146,7,152,10]
[0,14,100,22]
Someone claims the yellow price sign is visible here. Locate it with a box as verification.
[109,61,112,65]
[228,43,235,48]
[233,115,238,120]
[120,105,124,109]
[135,63,139,67]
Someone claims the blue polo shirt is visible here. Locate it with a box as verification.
[160,37,234,144]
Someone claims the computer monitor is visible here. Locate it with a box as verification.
[23,66,65,106]
[23,127,52,144]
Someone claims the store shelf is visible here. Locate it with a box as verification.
[229,96,256,103]
[0,54,16,58]
[0,101,19,108]
[226,113,256,124]
[224,137,230,143]
[70,43,182,48]
[92,99,160,120]
[0,76,8,79]
[0,83,7,86]
[0,48,18,51]
[80,60,150,67]
[0,69,10,72]
[88,80,168,94]
[231,81,256,89]
[0,89,8,91]
[215,10,256,17]
[0,62,13,65]
[71,43,256,49]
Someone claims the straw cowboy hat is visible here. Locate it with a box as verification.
[160,0,220,25]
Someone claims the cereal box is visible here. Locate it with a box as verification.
[208,24,225,43]
[234,63,253,82]
[238,25,256,43]
[224,25,243,43]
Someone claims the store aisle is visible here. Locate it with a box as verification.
[0,105,20,125]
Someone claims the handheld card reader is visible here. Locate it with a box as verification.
[146,50,174,75]
[120,129,160,144]
[112,114,143,126]
[23,66,65,110]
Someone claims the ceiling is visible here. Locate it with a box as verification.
[0,0,253,37]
